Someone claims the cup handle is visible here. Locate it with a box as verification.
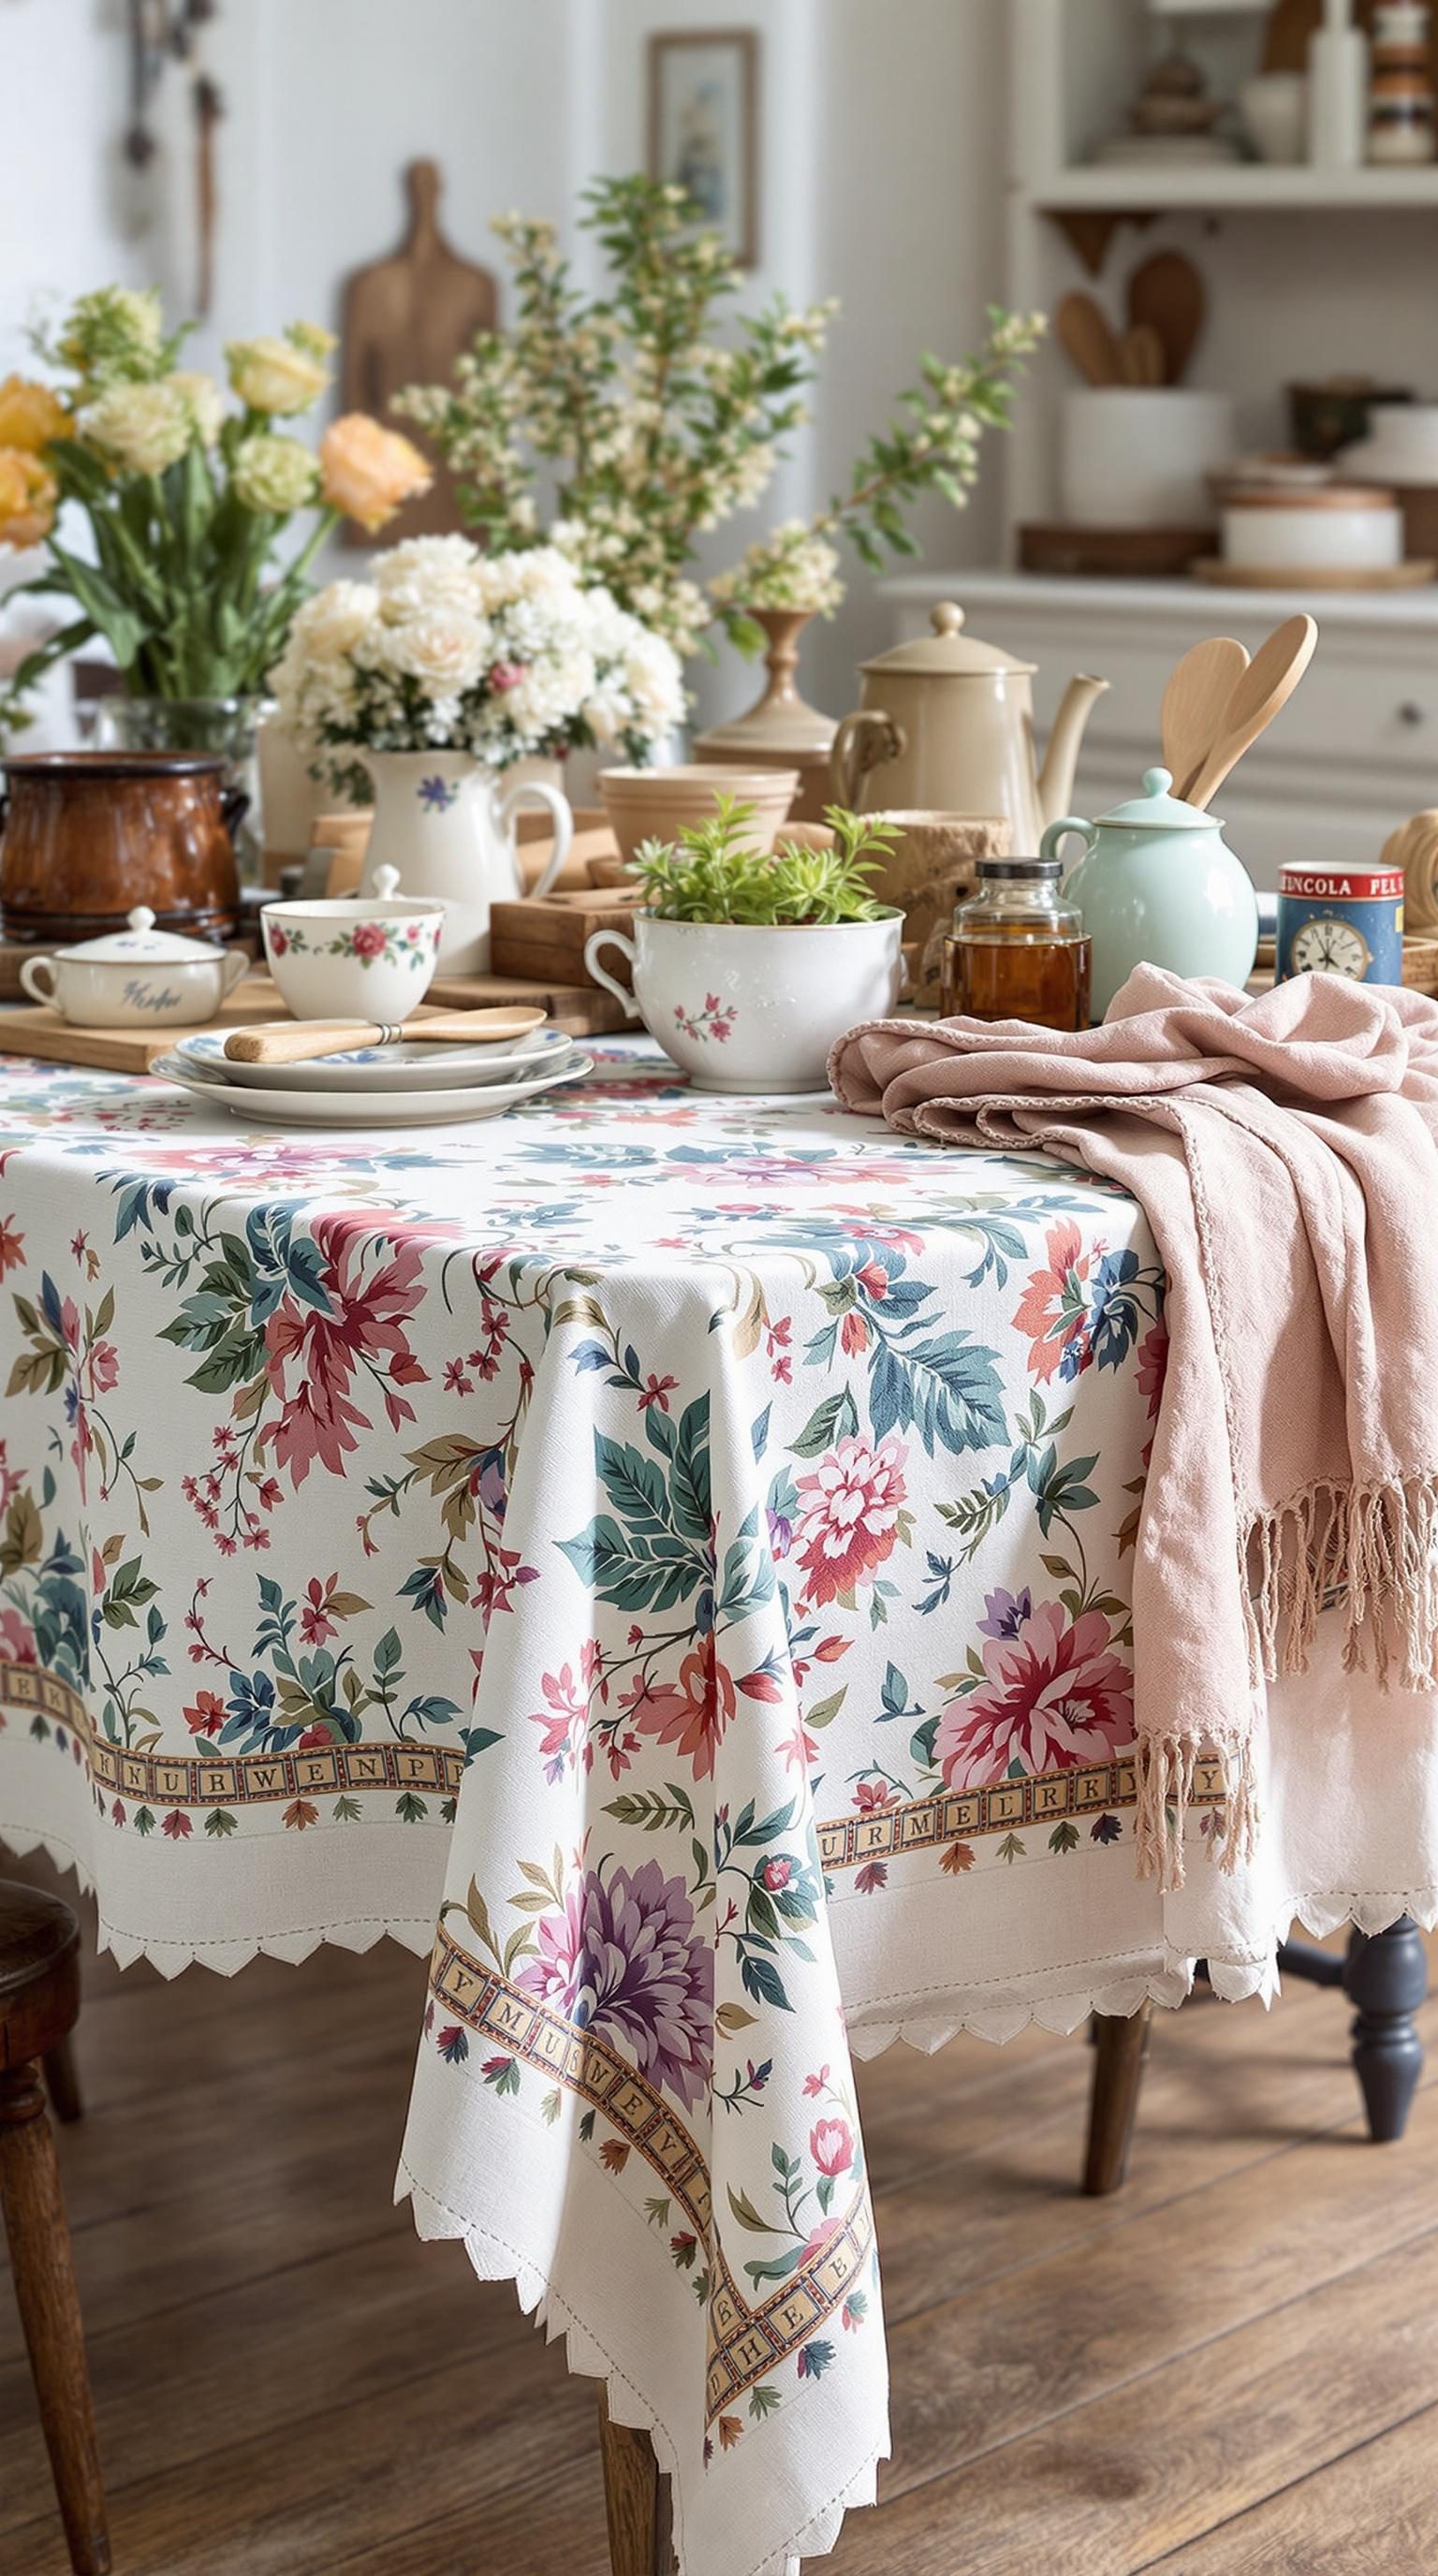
[829,709,903,807]
[583,927,639,1018]
[1039,815,1095,872]
[18,956,56,1004]
[501,782,574,897]
[219,948,250,1000]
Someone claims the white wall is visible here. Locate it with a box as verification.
[0,0,150,376]
[0,0,1017,735]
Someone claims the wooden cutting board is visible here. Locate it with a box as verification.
[340,159,497,542]
[0,968,630,1076]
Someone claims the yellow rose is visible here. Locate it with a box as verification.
[319,415,432,534]
[0,376,69,454]
[0,448,58,549]
[226,329,330,417]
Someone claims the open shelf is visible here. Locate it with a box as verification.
[1034,163,1438,212]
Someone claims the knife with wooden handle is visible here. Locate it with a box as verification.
[224,1007,548,1066]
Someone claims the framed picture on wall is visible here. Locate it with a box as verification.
[647,29,760,268]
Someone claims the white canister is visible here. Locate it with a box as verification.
[1221,484,1403,570]
[1061,389,1237,528]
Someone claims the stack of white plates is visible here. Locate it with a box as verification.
[151,1023,592,1127]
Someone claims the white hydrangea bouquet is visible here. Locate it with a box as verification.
[0,284,433,724]
[269,534,684,800]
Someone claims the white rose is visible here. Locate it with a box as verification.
[290,578,382,664]
[373,535,486,614]
[383,606,491,694]
[169,371,224,448]
[80,379,193,476]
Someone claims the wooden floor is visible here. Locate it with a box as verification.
[3,1853,1437,2576]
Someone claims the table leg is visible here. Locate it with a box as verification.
[1343,1917,1428,2144]
[0,2060,110,2575]
[1082,2001,1152,2196]
[597,2388,673,2576]
[43,2035,83,2127]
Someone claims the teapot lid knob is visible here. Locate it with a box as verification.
[1142,767,1173,797]
[931,601,966,637]
[372,863,401,899]
[126,906,155,933]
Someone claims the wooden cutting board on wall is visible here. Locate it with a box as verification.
[340,159,497,542]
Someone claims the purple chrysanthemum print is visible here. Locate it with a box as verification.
[518,1858,713,2111]
[418,774,460,812]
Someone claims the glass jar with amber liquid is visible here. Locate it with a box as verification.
[940,856,1091,1032]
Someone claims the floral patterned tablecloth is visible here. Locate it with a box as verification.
[2,1035,1423,2576]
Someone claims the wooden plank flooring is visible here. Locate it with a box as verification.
[2,1852,1435,2575]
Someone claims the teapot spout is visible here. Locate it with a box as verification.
[1038,674,1109,829]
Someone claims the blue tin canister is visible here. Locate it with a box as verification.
[1275,863,1404,987]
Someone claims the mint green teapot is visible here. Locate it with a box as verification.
[1040,766,1259,1021]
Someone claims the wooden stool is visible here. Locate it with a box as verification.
[0,1881,110,2574]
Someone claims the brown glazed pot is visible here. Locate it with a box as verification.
[0,751,243,944]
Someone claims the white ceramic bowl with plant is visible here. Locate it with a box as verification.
[585,800,903,1092]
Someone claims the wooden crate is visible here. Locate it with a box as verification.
[490,888,638,987]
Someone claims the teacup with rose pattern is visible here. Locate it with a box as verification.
[260,863,444,1022]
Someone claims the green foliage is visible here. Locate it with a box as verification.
[633,799,900,928]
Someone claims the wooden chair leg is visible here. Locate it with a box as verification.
[0,2062,110,2575]
[597,2386,673,2576]
[1082,2001,1152,2197]
[1344,1918,1429,2144]
[43,2034,83,2127]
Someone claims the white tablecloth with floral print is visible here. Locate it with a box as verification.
[2,1034,1434,2576]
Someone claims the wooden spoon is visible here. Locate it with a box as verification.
[1161,637,1251,801]
[1179,614,1319,812]
[1127,251,1206,387]
[1119,323,1167,387]
[1056,291,1122,388]
[224,1006,548,1066]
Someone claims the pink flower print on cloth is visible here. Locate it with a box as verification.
[934,1589,1135,1790]
[793,1431,908,1607]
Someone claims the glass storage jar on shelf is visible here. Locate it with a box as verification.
[940,856,1092,1032]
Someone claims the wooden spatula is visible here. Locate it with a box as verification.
[1056,291,1122,388]
[1127,251,1206,387]
[1179,615,1319,812]
[224,1007,548,1066]
[1161,637,1251,801]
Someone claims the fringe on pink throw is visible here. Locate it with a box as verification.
[828,966,1438,1886]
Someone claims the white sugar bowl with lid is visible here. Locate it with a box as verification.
[18,907,249,1029]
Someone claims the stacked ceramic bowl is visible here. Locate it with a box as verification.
[150,1020,589,1128]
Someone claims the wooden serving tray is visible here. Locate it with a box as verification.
[0,966,630,1076]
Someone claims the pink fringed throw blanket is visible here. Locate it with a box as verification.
[829,966,1438,1883]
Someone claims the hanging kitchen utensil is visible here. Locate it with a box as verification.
[1056,292,1123,388]
[1178,613,1319,809]
[1126,251,1207,385]
[1160,637,1252,798]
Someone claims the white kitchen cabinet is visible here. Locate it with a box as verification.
[878,573,1438,890]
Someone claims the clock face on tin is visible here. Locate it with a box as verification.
[1288,915,1372,979]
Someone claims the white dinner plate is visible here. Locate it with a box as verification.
[150,1049,594,1127]
[174,1021,573,1093]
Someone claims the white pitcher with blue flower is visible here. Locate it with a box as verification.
[358,751,572,975]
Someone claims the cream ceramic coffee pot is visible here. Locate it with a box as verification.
[830,601,1108,848]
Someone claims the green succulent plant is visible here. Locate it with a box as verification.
[633,798,899,927]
